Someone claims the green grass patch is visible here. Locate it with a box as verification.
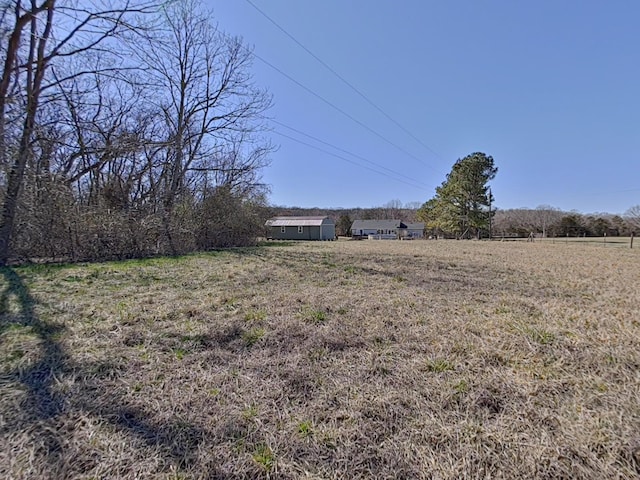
[242,327,265,346]
[244,309,267,323]
[242,404,258,420]
[252,444,275,471]
[173,347,188,360]
[512,322,556,345]
[304,308,327,323]
[453,379,469,393]
[426,359,455,373]
[298,421,313,438]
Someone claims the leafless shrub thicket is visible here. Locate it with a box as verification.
[0,0,272,264]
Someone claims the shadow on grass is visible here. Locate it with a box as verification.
[0,267,67,419]
[0,268,227,478]
[0,267,68,475]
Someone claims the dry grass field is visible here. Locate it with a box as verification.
[1,239,639,479]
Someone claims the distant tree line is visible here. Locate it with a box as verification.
[0,0,272,264]
[494,207,636,238]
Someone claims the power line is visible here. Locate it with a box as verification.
[219,29,438,191]
[271,118,431,189]
[576,186,640,198]
[272,130,430,192]
[247,48,439,174]
[243,0,443,164]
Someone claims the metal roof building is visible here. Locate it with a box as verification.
[265,216,335,240]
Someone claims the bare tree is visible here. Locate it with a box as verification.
[0,0,272,263]
[0,0,157,264]
[625,205,640,231]
[0,1,55,264]
[382,199,403,219]
[532,205,562,237]
[492,206,562,238]
[404,201,422,210]
[130,0,271,253]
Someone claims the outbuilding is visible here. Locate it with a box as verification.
[265,216,335,240]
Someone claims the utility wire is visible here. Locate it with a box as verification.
[271,118,431,189]
[578,186,640,198]
[272,130,430,192]
[247,47,439,174]
[225,27,437,189]
[244,0,443,164]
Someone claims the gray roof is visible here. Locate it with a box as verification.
[351,219,404,231]
[405,223,425,230]
[351,220,425,231]
[266,216,333,227]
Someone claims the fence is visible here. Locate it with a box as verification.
[532,234,635,248]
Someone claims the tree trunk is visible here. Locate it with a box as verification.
[0,114,37,263]
[0,1,54,265]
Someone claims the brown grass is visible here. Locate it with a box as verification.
[1,239,639,479]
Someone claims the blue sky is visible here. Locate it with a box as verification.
[206,0,639,214]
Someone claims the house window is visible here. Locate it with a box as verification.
[298,226,303,233]
[281,226,286,233]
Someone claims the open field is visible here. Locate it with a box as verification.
[1,240,639,479]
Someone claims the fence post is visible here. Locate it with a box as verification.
[631,232,635,249]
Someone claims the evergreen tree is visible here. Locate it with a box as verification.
[418,152,497,238]
[336,214,353,236]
